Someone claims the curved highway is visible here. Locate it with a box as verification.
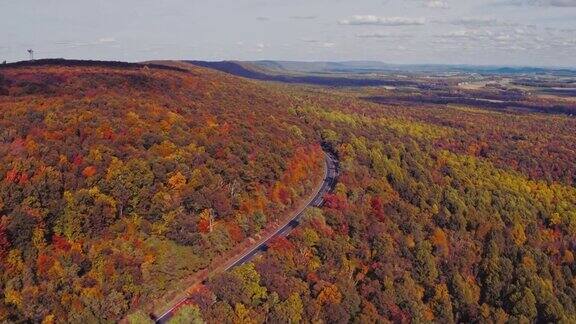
[155,150,338,323]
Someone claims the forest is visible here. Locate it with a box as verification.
[157,71,576,323]
[0,62,323,322]
[1,60,575,323]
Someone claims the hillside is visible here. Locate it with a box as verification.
[160,68,576,323]
[0,60,324,322]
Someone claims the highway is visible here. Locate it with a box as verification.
[154,150,338,323]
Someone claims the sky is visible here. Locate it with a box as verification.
[1,0,575,67]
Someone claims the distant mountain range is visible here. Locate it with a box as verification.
[186,60,576,87]
[189,60,576,76]
[187,60,420,87]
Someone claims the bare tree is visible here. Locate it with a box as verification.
[27,49,34,60]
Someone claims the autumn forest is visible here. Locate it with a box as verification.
[1,60,575,323]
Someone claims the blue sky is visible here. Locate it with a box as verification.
[1,0,575,67]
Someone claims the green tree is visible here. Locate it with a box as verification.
[104,158,153,217]
[414,241,439,287]
[509,287,537,321]
[127,310,154,324]
[168,304,204,324]
[231,263,267,306]
[56,187,117,240]
[271,293,304,323]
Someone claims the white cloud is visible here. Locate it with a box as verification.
[290,15,317,20]
[357,31,395,38]
[300,39,336,48]
[503,0,576,6]
[255,43,266,52]
[437,29,493,40]
[451,17,500,27]
[405,0,449,9]
[98,37,117,44]
[55,38,118,49]
[424,1,449,9]
[432,25,576,55]
[339,15,426,26]
[356,31,410,39]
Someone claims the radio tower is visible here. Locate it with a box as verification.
[27,49,34,61]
